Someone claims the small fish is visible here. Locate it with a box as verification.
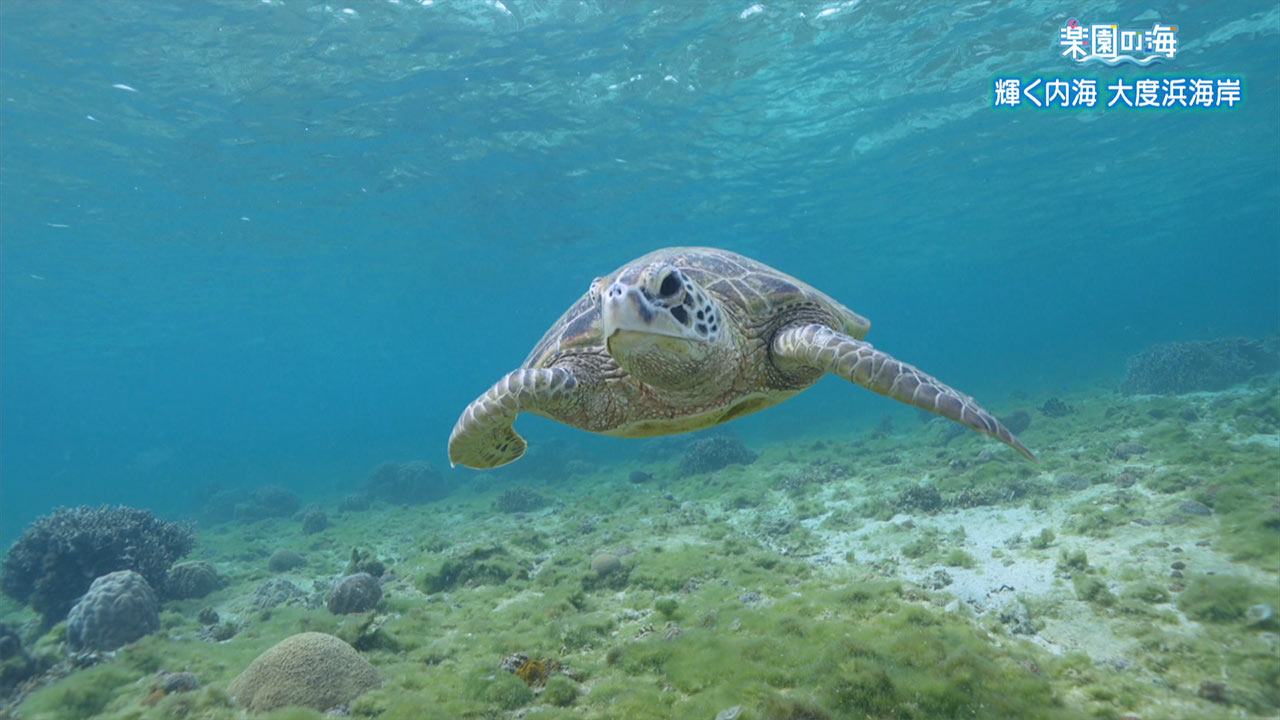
[29,274,46,280]
[112,83,138,92]
[45,222,69,228]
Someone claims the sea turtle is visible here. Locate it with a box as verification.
[448,247,1035,469]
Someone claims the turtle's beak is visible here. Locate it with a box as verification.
[602,282,656,340]
[602,280,697,360]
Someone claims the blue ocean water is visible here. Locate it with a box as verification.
[2,0,1276,545]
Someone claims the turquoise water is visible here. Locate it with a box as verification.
[0,2,1277,718]
[4,1,1274,539]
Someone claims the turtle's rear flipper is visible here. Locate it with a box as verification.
[773,323,1037,462]
[448,367,579,469]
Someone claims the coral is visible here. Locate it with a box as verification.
[364,460,452,505]
[584,552,631,591]
[234,485,300,522]
[197,487,248,525]
[1000,410,1032,436]
[1039,397,1074,418]
[301,507,328,535]
[227,632,381,712]
[677,435,757,476]
[1,505,193,623]
[590,553,622,576]
[268,549,305,572]
[166,560,223,599]
[67,570,160,652]
[1122,337,1280,394]
[338,493,372,512]
[328,573,383,615]
[494,487,548,513]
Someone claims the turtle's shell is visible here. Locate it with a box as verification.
[523,247,870,369]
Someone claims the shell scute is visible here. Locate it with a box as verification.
[522,247,868,369]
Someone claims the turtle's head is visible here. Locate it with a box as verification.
[598,262,731,390]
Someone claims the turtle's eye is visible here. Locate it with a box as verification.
[658,273,681,298]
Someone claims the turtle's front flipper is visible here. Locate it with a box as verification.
[448,368,578,469]
[773,324,1037,462]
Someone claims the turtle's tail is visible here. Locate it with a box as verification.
[773,324,1038,462]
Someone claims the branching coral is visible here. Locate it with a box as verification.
[1,505,193,624]
[1122,337,1279,394]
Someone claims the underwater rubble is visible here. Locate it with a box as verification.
[1,356,1277,719]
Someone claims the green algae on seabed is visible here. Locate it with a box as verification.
[603,586,1081,720]
[1177,574,1276,624]
[7,380,1280,720]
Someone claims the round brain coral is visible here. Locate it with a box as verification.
[166,561,223,600]
[67,570,160,652]
[228,632,382,712]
